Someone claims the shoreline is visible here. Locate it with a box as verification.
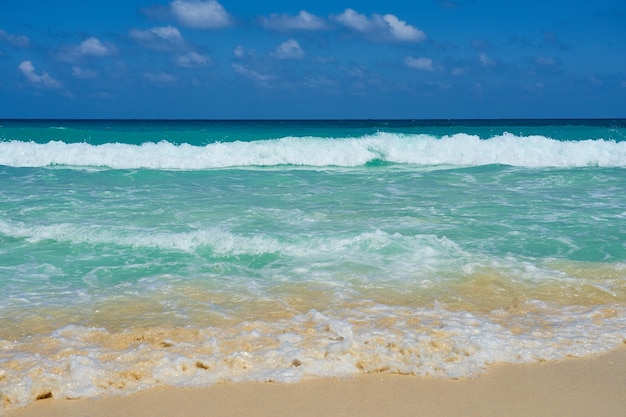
[8,345,626,417]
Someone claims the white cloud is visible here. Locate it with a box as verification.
[233,45,257,60]
[333,9,425,42]
[56,37,115,61]
[260,10,326,31]
[404,56,434,71]
[175,51,211,67]
[132,26,183,42]
[233,45,245,59]
[382,14,424,42]
[170,0,232,29]
[479,52,494,67]
[231,63,275,83]
[334,9,370,32]
[0,29,30,47]
[18,61,62,89]
[272,39,304,60]
[72,66,98,79]
[130,26,185,50]
[79,37,113,56]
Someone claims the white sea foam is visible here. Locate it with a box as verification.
[1,133,625,169]
[1,302,625,411]
[0,219,460,260]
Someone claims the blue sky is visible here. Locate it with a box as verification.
[1,0,625,118]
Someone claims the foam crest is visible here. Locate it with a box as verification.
[2,133,625,169]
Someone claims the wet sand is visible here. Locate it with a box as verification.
[8,346,626,417]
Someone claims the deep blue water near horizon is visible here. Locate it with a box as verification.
[2,118,626,145]
[1,119,625,410]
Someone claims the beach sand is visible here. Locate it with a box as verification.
[8,345,626,417]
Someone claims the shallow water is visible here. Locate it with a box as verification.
[1,119,625,410]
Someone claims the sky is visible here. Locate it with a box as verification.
[1,0,625,119]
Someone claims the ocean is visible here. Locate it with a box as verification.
[1,119,625,410]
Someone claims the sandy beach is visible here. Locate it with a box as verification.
[7,345,626,417]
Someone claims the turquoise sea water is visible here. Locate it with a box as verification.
[1,119,626,410]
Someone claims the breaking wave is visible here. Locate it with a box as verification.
[2,132,625,169]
